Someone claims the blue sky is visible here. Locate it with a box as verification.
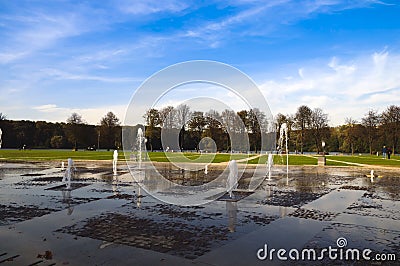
[0,0,399,125]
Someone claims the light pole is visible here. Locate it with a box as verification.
[97,131,100,151]
[322,140,326,155]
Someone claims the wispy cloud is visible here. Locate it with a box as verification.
[180,0,386,47]
[43,68,140,83]
[115,0,190,15]
[0,3,111,64]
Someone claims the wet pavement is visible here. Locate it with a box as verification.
[0,162,399,265]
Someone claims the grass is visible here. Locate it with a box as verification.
[326,154,400,166]
[147,152,250,163]
[0,149,250,163]
[0,149,124,161]
[0,149,399,167]
[247,154,318,165]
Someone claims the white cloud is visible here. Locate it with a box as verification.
[33,104,58,112]
[29,104,127,125]
[258,50,400,125]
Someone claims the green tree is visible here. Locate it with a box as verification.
[188,111,206,152]
[204,110,224,151]
[50,135,65,148]
[294,105,312,154]
[66,112,85,150]
[144,108,160,151]
[100,111,120,150]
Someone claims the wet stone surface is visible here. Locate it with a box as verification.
[258,189,331,208]
[300,223,400,265]
[57,212,230,259]
[0,204,56,226]
[56,201,280,260]
[0,163,399,264]
[45,183,90,191]
[344,192,400,220]
[289,208,339,221]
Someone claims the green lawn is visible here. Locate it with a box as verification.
[0,149,123,161]
[247,154,318,165]
[0,149,399,167]
[0,149,250,163]
[147,152,250,163]
[326,155,400,166]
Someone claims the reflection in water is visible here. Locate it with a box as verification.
[279,206,288,218]
[226,201,237,233]
[112,175,119,196]
[62,190,74,215]
[266,185,272,198]
[137,186,142,208]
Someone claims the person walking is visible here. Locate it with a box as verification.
[387,147,392,160]
[382,146,387,159]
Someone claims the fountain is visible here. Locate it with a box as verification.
[113,150,118,175]
[370,170,374,183]
[278,123,289,183]
[61,161,65,170]
[62,158,76,189]
[205,164,208,175]
[266,153,274,180]
[227,160,238,198]
[0,128,2,148]
[136,128,146,169]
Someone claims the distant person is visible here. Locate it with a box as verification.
[387,147,392,160]
[382,146,387,159]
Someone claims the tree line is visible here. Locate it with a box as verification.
[275,105,399,155]
[0,112,121,150]
[140,104,399,154]
[0,104,399,154]
[140,104,274,152]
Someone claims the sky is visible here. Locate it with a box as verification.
[0,0,399,126]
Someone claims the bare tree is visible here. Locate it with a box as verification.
[176,104,191,151]
[344,117,358,155]
[159,106,176,129]
[67,112,84,124]
[221,109,240,151]
[361,110,380,154]
[381,105,400,153]
[0,113,6,120]
[310,108,329,153]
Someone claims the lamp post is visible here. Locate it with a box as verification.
[97,131,100,151]
[322,140,326,156]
